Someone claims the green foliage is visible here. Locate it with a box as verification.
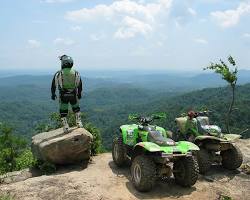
[204,56,238,87]
[0,123,36,174]
[204,56,239,133]
[219,194,233,200]
[15,149,36,171]
[0,194,15,200]
[84,123,103,155]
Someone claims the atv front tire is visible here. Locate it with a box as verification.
[112,136,126,167]
[173,156,199,187]
[197,148,212,174]
[221,145,243,170]
[131,155,156,192]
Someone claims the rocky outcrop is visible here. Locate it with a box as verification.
[31,127,93,165]
[0,139,249,200]
[0,169,40,184]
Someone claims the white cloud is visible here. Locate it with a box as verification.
[194,38,208,44]
[243,33,250,38]
[71,25,82,31]
[65,0,172,39]
[27,40,41,48]
[90,33,106,41]
[54,37,75,45]
[188,7,197,16]
[114,16,152,39]
[211,2,250,28]
[42,0,75,3]
[66,0,172,22]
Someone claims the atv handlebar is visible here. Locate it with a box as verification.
[128,113,166,125]
[151,113,167,120]
[128,114,140,121]
[181,110,212,118]
[196,110,212,117]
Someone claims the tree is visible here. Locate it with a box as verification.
[204,56,238,134]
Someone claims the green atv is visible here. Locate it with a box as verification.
[174,111,243,174]
[112,113,199,192]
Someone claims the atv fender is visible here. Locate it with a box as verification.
[177,141,200,151]
[195,135,226,143]
[134,142,161,152]
[223,134,241,141]
[194,135,235,151]
[195,134,241,143]
[134,141,200,153]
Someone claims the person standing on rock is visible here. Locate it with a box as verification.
[51,55,83,133]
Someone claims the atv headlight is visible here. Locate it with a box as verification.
[127,130,134,136]
[212,126,221,133]
[166,141,175,146]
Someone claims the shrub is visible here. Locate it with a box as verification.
[0,123,35,174]
[84,123,103,155]
[0,194,15,200]
[15,149,37,171]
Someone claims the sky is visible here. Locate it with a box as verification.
[0,0,250,72]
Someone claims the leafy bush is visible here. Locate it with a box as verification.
[219,194,233,200]
[0,123,36,174]
[0,194,15,200]
[15,149,36,171]
[84,123,103,155]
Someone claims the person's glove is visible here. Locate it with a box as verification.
[51,94,57,100]
[78,93,82,99]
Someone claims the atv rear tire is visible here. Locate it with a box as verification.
[221,145,243,170]
[173,156,199,187]
[197,148,212,174]
[131,155,156,192]
[112,136,126,167]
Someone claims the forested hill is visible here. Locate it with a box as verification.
[0,73,249,149]
[86,84,250,148]
[1,69,250,91]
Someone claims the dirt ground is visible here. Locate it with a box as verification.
[0,139,250,200]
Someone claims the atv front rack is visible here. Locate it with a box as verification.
[161,152,193,158]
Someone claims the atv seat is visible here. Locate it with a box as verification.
[148,130,175,146]
[196,117,221,136]
[196,116,209,134]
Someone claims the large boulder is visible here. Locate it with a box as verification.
[31,127,93,165]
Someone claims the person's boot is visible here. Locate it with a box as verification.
[61,117,69,133]
[75,112,83,128]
